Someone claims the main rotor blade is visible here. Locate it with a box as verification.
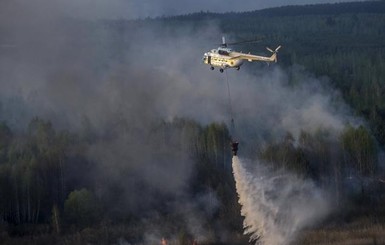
[266,47,274,53]
[275,45,282,52]
[226,37,264,46]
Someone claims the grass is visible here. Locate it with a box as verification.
[298,220,385,245]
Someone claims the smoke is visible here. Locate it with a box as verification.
[0,0,366,243]
[0,0,358,135]
[232,156,330,245]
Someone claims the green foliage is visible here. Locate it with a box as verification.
[191,122,243,231]
[260,133,311,177]
[0,118,79,226]
[64,188,101,228]
[341,125,377,176]
[259,124,380,207]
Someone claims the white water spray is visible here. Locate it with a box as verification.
[232,156,330,245]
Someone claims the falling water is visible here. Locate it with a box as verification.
[232,156,330,245]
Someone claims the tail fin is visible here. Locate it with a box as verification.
[271,53,277,62]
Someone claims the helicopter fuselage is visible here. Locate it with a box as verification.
[202,48,244,70]
[202,46,278,72]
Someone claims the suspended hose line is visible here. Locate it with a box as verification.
[225,70,239,156]
[225,70,234,131]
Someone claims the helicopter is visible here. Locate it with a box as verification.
[202,37,281,72]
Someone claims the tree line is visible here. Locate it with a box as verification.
[0,118,244,243]
[0,117,382,243]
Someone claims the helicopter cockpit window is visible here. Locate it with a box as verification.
[218,50,229,56]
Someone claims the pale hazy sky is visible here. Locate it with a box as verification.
[11,0,361,20]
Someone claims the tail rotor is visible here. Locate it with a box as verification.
[266,45,281,53]
[266,45,281,62]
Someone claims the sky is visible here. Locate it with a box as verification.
[1,0,362,20]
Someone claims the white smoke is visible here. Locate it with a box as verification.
[0,1,364,242]
[232,156,330,245]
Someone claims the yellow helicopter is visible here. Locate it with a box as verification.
[202,37,281,72]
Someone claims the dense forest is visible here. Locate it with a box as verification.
[1,1,385,244]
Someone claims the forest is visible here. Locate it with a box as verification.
[1,1,385,244]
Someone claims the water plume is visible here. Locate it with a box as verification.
[232,156,330,245]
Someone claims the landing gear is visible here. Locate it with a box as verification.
[220,68,224,73]
[210,66,214,70]
[236,67,240,71]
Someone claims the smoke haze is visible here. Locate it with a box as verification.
[0,0,366,243]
